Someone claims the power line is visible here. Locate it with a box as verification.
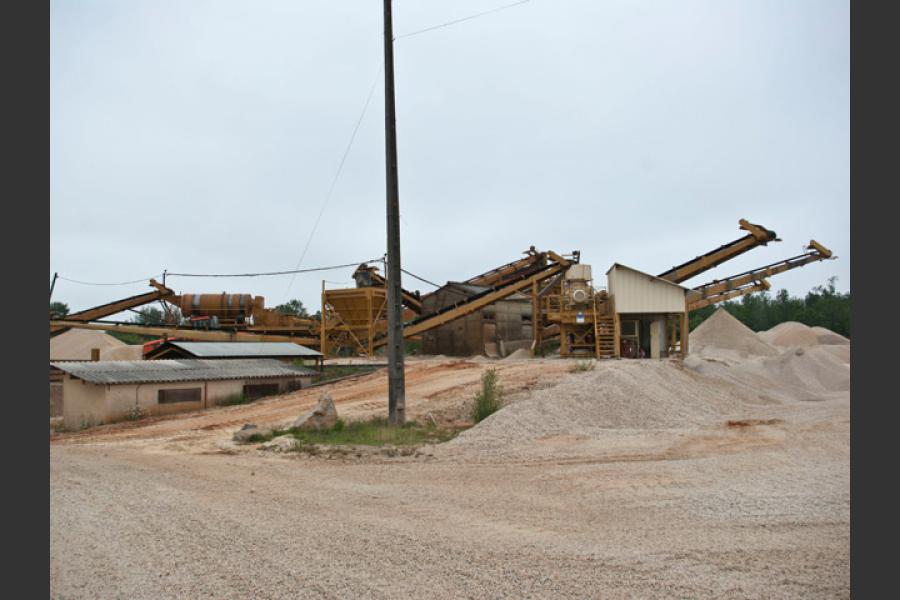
[285,64,384,296]
[400,267,441,288]
[56,274,163,286]
[167,259,380,278]
[396,0,531,40]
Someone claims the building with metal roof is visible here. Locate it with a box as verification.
[143,341,322,367]
[51,359,316,429]
[605,263,691,359]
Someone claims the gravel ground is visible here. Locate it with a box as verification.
[50,362,849,598]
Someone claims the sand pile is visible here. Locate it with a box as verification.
[101,346,144,361]
[50,329,126,360]
[690,308,779,358]
[503,348,532,360]
[442,361,760,455]
[812,326,850,345]
[758,322,820,347]
[821,344,851,364]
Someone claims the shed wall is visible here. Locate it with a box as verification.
[63,374,311,428]
[608,267,686,314]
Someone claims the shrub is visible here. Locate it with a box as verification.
[570,359,595,373]
[471,368,502,424]
[126,405,147,421]
[219,393,252,407]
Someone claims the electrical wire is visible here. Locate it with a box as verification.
[285,64,384,296]
[56,274,163,286]
[167,259,381,278]
[400,268,441,288]
[396,0,531,40]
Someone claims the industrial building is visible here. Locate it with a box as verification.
[605,264,691,358]
[420,283,532,357]
[51,359,316,428]
[144,341,323,368]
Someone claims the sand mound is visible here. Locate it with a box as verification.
[442,361,762,455]
[100,345,144,361]
[503,348,532,360]
[811,326,850,345]
[758,322,820,347]
[690,308,778,357]
[685,343,850,403]
[50,329,126,360]
[821,344,851,364]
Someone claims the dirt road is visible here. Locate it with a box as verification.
[50,358,849,598]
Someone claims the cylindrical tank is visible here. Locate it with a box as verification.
[178,293,255,318]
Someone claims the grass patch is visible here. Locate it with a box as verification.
[288,417,458,447]
[569,359,596,373]
[218,393,254,407]
[105,331,156,345]
[471,368,503,424]
[126,405,147,421]
[314,364,380,384]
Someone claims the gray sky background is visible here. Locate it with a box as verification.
[51,0,849,317]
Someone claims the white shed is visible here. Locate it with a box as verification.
[605,263,691,358]
[606,263,689,314]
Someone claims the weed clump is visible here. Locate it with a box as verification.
[471,368,503,424]
[219,393,253,407]
[569,359,596,373]
[126,405,147,421]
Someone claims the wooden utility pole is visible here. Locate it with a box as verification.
[384,0,406,425]
[49,272,58,301]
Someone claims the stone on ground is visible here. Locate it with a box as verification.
[293,393,338,431]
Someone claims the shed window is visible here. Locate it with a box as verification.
[158,388,202,404]
[243,383,280,400]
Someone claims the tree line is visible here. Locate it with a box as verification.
[688,277,850,338]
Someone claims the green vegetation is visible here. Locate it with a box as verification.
[126,405,147,421]
[471,368,503,423]
[254,417,460,447]
[130,306,183,326]
[274,299,308,317]
[689,277,850,338]
[49,301,69,318]
[106,331,156,345]
[570,359,596,373]
[314,364,380,384]
[218,393,254,407]
[291,417,457,446]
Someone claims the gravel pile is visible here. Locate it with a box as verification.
[441,360,757,456]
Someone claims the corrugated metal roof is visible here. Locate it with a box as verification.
[49,359,316,385]
[164,341,322,358]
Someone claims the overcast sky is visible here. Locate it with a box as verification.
[51,0,849,316]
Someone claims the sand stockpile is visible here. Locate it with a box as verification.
[758,321,820,347]
[441,360,763,456]
[101,345,144,361]
[690,308,778,358]
[811,326,850,345]
[685,342,850,403]
[50,329,126,360]
[503,348,532,360]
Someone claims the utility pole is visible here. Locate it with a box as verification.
[383,0,406,425]
[49,272,58,302]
